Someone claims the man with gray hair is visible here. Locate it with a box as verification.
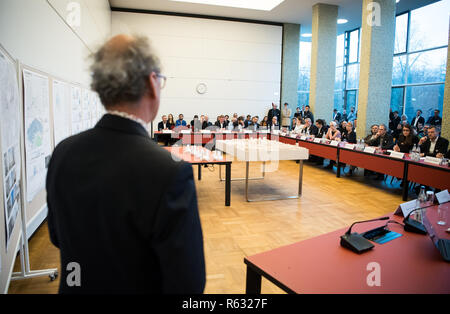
[46,35,205,294]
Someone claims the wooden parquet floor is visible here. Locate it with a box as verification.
[8,160,404,294]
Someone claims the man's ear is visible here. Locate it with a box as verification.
[147,72,158,99]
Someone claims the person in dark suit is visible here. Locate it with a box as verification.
[332,109,341,122]
[214,115,228,129]
[366,124,394,150]
[46,35,205,294]
[315,119,327,139]
[269,116,280,132]
[341,121,356,144]
[158,115,169,131]
[418,126,449,157]
[426,109,442,126]
[202,115,212,129]
[302,118,318,136]
[244,115,252,128]
[303,105,314,123]
[267,103,281,126]
[389,110,401,135]
[294,107,302,119]
[411,110,425,129]
[248,116,259,131]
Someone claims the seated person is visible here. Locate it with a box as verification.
[301,118,318,136]
[315,119,327,139]
[269,116,280,132]
[260,116,269,128]
[417,124,429,139]
[158,115,170,131]
[393,124,419,153]
[191,115,202,131]
[418,126,449,157]
[341,121,356,144]
[325,121,341,141]
[214,115,228,129]
[244,115,252,128]
[366,124,394,150]
[202,115,212,129]
[342,121,357,176]
[364,124,379,144]
[248,116,260,131]
[323,121,340,169]
[426,109,442,126]
[233,116,246,131]
[175,114,187,127]
[292,117,305,134]
[339,120,347,136]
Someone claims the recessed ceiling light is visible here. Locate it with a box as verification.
[168,0,285,11]
[337,19,348,24]
[302,33,312,38]
[396,0,400,3]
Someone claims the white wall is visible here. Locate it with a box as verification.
[0,0,111,86]
[0,0,111,293]
[112,11,283,121]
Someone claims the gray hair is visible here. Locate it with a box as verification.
[90,35,161,108]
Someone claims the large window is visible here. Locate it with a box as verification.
[298,40,311,107]
[391,1,449,123]
[334,29,361,114]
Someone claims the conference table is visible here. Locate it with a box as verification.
[277,134,450,201]
[154,129,271,146]
[244,203,450,294]
[163,146,233,206]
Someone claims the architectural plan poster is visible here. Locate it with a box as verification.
[71,85,82,135]
[52,79,71,146]
[0,50,22,249]
[23,69,52,203]
[81,88,91,131]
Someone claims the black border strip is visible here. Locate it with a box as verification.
[110,7,284,27]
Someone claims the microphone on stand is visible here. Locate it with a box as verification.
[340,217,389,254]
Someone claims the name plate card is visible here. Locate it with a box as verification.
[313,138,321,143]
[181,130,191,134]
[300,136,307,140]
[162,130,173,134]
[290,134,298,138]
[222,130,232,134]
[345,143,355,150]
[390,151,405,159]
[260,130,269,134]
[200,130,211,134]
[435,190,450,204]
[394,199,420,217]
[244,130,253,134]
[364,147,376,154]
[330,141,339,147]
[424,156,441,165]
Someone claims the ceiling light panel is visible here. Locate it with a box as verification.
[168,0,285,11]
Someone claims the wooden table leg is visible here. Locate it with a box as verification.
[225,163,231,206]
[198,164,202,181]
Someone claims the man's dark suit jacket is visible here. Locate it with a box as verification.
[420,137,449,157]
[411,116,425,128]
[46,114,206,294]
[157,121,172,131]
[426,116,442,126]
[214,121,228,129]
[202,121,212,129]
[367,134,394,150]
[268,108,281,125]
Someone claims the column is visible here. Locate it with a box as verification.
[356,0,396,138]
[281,23,300,123]
[309,3,338,123]
[441,22,450,140]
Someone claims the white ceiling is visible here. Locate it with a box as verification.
[109,0,440,35]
